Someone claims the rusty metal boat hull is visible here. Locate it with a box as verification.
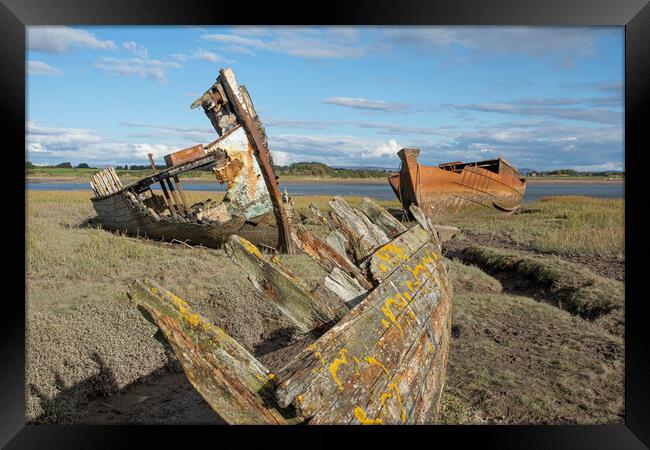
[389,148,526,221]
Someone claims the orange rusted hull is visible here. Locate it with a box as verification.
[389,148,526,221]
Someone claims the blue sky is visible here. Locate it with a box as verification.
[27,26,624,171]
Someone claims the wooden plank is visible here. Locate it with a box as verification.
[324,268,368,309]
[432,224,459,243]
[225,235,341,334]
[309,203,334,231]
[409,205,443,250]
[367,224,432,283]
[165,178,186,215]
[325,230,352,264]
[164,144,206,167]
[291,224,372,290]
[328,196,390,262]
[358,197,407,238]
[127,278,301,424]
[108,166,123,190]
[147,153,177,214]
[275,238,451,425]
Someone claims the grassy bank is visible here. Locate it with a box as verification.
[460,245,624,335]
[26,191,624,424]
[446,196,624,259]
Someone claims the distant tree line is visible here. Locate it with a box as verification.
[26,161,95,169]
[29,160,621,179]
[523,168,624,178]
[274,162,391,178]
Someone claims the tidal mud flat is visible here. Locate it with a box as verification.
[26,191,624,424]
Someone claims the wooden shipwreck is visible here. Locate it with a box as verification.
[90,68,295,251]
[389,148,527,221]
[127,196,453,425]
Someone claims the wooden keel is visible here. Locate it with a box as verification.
[127,278,300,424]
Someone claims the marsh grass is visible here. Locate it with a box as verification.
[446,196,624,258]
[440,289,624,424]
[460,245,624,331]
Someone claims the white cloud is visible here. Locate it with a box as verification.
[201,27,364,59]
[120,122,216,142]
[571,161,624,171]
[380,27,604,66]
[170,53,188,62]
[444,97,623,124]
[268,134,404,167]
[322,97,411,112]
[122,41,149,59]
[361,139,402,159]
[191,49,225,63]
[26,121,187,164]
[93,56,181,83]
[168,49,233,65]
[28,60,63,76]
[271,150,292,166]
[131,143,176,160]
[28,26,116,53]
[265,119,338,130]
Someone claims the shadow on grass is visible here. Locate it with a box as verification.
[75,216,102,229]
[28,352,224,425]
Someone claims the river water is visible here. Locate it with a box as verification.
[26,181,624,203]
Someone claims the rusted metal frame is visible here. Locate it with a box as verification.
[470,168,527,196]
[219,68,296,255]
[147,153,177,215]
[451,176,496,197]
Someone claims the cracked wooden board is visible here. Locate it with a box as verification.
[225,235,345,334]
[274,237,451,424]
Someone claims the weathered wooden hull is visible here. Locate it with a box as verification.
[91,191,278,248]
[128,198,453,424]
[390,148,526,221]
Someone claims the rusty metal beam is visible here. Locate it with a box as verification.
[218,68,297,254]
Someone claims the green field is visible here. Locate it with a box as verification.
[26,191,624,424]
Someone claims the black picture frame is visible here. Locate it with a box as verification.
[4,0,648,447]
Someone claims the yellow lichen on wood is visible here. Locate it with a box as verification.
[354,406,383,425]
[239,236,263,258]
[309,345,326,375]
[379,383,406,423]
[329,349,360,391]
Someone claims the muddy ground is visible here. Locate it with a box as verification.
[26,192,624,425]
